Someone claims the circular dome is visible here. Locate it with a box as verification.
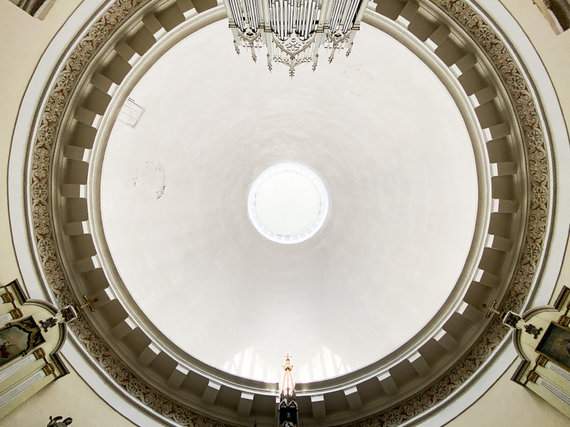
[97,20,477,383]
[247,162,329,244]
[10,0,563,425]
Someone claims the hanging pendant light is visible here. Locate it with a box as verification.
[224,0,369,76]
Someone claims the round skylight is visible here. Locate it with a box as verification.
[247,163,329,244]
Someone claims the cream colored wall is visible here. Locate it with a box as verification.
[450,240,570,427]
[0,1,132,425]
[499,0,570,140]
[0,0,82,285]
[2,356,134,426]
[0,0,568,425]
[449,363,569,426]
[450,3,570,424]
[449,249,570,426]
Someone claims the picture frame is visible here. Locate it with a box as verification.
[0,316,45,367]
[534,0,570,34]
[536,322,570,372]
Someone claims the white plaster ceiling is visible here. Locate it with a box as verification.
[100,21,478,383]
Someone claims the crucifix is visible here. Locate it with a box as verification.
[76,295,98,313]
[482,300,504,319]
[483,300,524,329]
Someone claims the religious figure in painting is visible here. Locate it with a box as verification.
[0,317,45,366]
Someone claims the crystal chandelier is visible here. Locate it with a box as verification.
[224,0,369,76]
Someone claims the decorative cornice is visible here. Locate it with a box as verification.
[350,0,551,423]
[28,0,232,425]
[25,0,551,425]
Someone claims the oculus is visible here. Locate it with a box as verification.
[247,162,329,244]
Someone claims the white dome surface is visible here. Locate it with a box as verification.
[99,21,478,383]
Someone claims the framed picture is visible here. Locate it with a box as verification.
[8,0,55,20]
[534,0,570,34]
[0,317,45,366]
[536,322,570,372]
